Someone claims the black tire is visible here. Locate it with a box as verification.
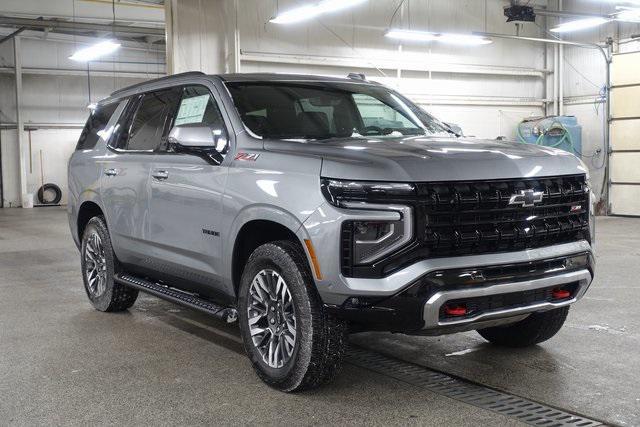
[37,183,62,205]
[80,216,138,312]
[476,306,569,347]
[238,240,347,392]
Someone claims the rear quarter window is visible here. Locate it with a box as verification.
[76,102,120,150]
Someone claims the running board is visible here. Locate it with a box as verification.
[114,273,238,323]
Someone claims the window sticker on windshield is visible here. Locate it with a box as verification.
[175,94,209,126]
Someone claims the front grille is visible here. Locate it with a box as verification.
[417,175,590,258]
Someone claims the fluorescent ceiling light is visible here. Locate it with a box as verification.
[550,17,610,33]
[385,29,492,45]
[69,40,121,61]
[615,6,640,22]
[270,0,367,24]
[385,29,439,42]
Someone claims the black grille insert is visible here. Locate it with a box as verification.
[417,174,590,258]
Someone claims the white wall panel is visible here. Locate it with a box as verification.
[611,86,640,119]
[611,52,640,86]
[1,130,20,207]
[1,129,80,207]
[26,129,79,205]
[611,153,640,183]
[610,185,640,216]
[611,120,640,151]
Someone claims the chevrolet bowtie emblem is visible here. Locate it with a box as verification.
[508,189,543,207]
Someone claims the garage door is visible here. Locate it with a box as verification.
[610,51,640,216]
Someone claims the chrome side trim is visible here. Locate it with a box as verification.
[422,269,593,329]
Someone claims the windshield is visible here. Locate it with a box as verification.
[225,81,452,140]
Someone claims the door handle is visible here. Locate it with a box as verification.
[104,168,118,177]
[152,170,169,180]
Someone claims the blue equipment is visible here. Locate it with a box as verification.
[517,116,582,157]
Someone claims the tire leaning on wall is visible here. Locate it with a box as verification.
[37,183,62,205]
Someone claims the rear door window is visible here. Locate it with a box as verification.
[125,89,178,151]
[76,102,120,150]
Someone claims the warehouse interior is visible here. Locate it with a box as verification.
[0,0,639,425]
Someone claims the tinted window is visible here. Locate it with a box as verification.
[126,89,177,151]
[76,102,120,150]
[175,86,226,128]
[166,85,229,153]
[226,82,450,140]
[353,94,418,130]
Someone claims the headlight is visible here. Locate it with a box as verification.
[321,179,415,265]
[321,178,416,207]
[343,210,412,265]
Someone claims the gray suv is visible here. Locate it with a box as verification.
[68,72,595,391]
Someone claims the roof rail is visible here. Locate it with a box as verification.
[347,72,367,82]
[110,71,206,97]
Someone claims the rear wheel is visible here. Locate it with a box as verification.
[476,306,569,347]
[238,240,346,392]
[80,216,138,312]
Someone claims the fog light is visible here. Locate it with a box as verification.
[444,304,467,316]
[552,289,571,300]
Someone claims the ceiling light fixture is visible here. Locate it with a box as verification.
[550,17,610,33]
[385,29,439,42]
[270,0,367,24]
[385,29,492,45]
[614,6,640,22]
[69,40,121,62]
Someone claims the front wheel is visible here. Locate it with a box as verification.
[238,240,346,392]
[476,306,569,347]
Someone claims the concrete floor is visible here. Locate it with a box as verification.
[0,207,638,426]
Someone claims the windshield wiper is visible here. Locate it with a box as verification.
[441,124,461,137]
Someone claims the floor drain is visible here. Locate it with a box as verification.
[346,346,605,426]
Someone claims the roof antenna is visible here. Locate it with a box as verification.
[347,73,367,81]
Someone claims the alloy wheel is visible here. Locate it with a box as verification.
[247,269,297,368]
[84,232,107,297]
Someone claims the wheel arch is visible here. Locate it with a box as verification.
[227,205,313,299]
[77,200,105,241]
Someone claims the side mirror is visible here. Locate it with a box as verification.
[167,125,227,165]
[168,125,217,148]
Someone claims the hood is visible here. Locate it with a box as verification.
[263,136,588,182]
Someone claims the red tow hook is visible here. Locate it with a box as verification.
[552,289,571,300]
[444,304,467,316]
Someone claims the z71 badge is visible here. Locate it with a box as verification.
[234,152,260,161]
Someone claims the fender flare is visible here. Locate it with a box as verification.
[73,190,106,241]
[222,204,312,286]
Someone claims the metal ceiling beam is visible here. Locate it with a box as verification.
[0,27,26,45]
[0,16,164,37]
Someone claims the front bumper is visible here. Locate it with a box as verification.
[325,249,594,334]
[422,268,591,332]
